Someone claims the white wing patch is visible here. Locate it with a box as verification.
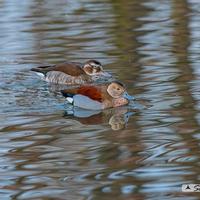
[66,97,74,104]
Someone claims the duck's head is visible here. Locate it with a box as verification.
[83,60,112,79]
[107,81,134,107]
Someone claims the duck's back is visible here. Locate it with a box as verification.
[31,62,85,76]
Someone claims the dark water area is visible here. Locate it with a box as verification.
[1,0,200,199]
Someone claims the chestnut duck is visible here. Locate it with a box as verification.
[61,81,134,110]
[31,60,112,85]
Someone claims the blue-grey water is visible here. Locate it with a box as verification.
[0,0,200,199]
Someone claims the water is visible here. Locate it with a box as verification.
[0,0,200,199]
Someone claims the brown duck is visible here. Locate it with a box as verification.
[61,81,134,110]
[31,60,112,85]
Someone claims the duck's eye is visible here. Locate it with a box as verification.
[95,67,101,72]
[94,69,101,74]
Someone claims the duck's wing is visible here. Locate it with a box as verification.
[53,62,85,76]
[77,86,103,102]
[31,62,85,77]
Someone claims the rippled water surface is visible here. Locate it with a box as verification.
[1,0,200,199]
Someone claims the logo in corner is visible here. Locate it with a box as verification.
[182,184,200,192]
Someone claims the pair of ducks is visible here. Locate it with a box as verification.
[31,60,134,110]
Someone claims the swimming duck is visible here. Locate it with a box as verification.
[61,81,134,110]
[31,60,112,85]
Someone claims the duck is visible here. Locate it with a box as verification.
[61,81,134,110]
[31,60,112,85]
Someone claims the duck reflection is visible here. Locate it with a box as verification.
[64,106,134,131]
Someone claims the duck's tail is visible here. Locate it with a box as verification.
[61,90,74,104]
[31,65,52,74]
[31,65,53,79]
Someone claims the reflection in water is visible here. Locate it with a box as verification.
[1,0,200,199]
[64,106,135,130]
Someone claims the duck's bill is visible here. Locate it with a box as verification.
[123,92,135,101]
[99,71,112,78]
